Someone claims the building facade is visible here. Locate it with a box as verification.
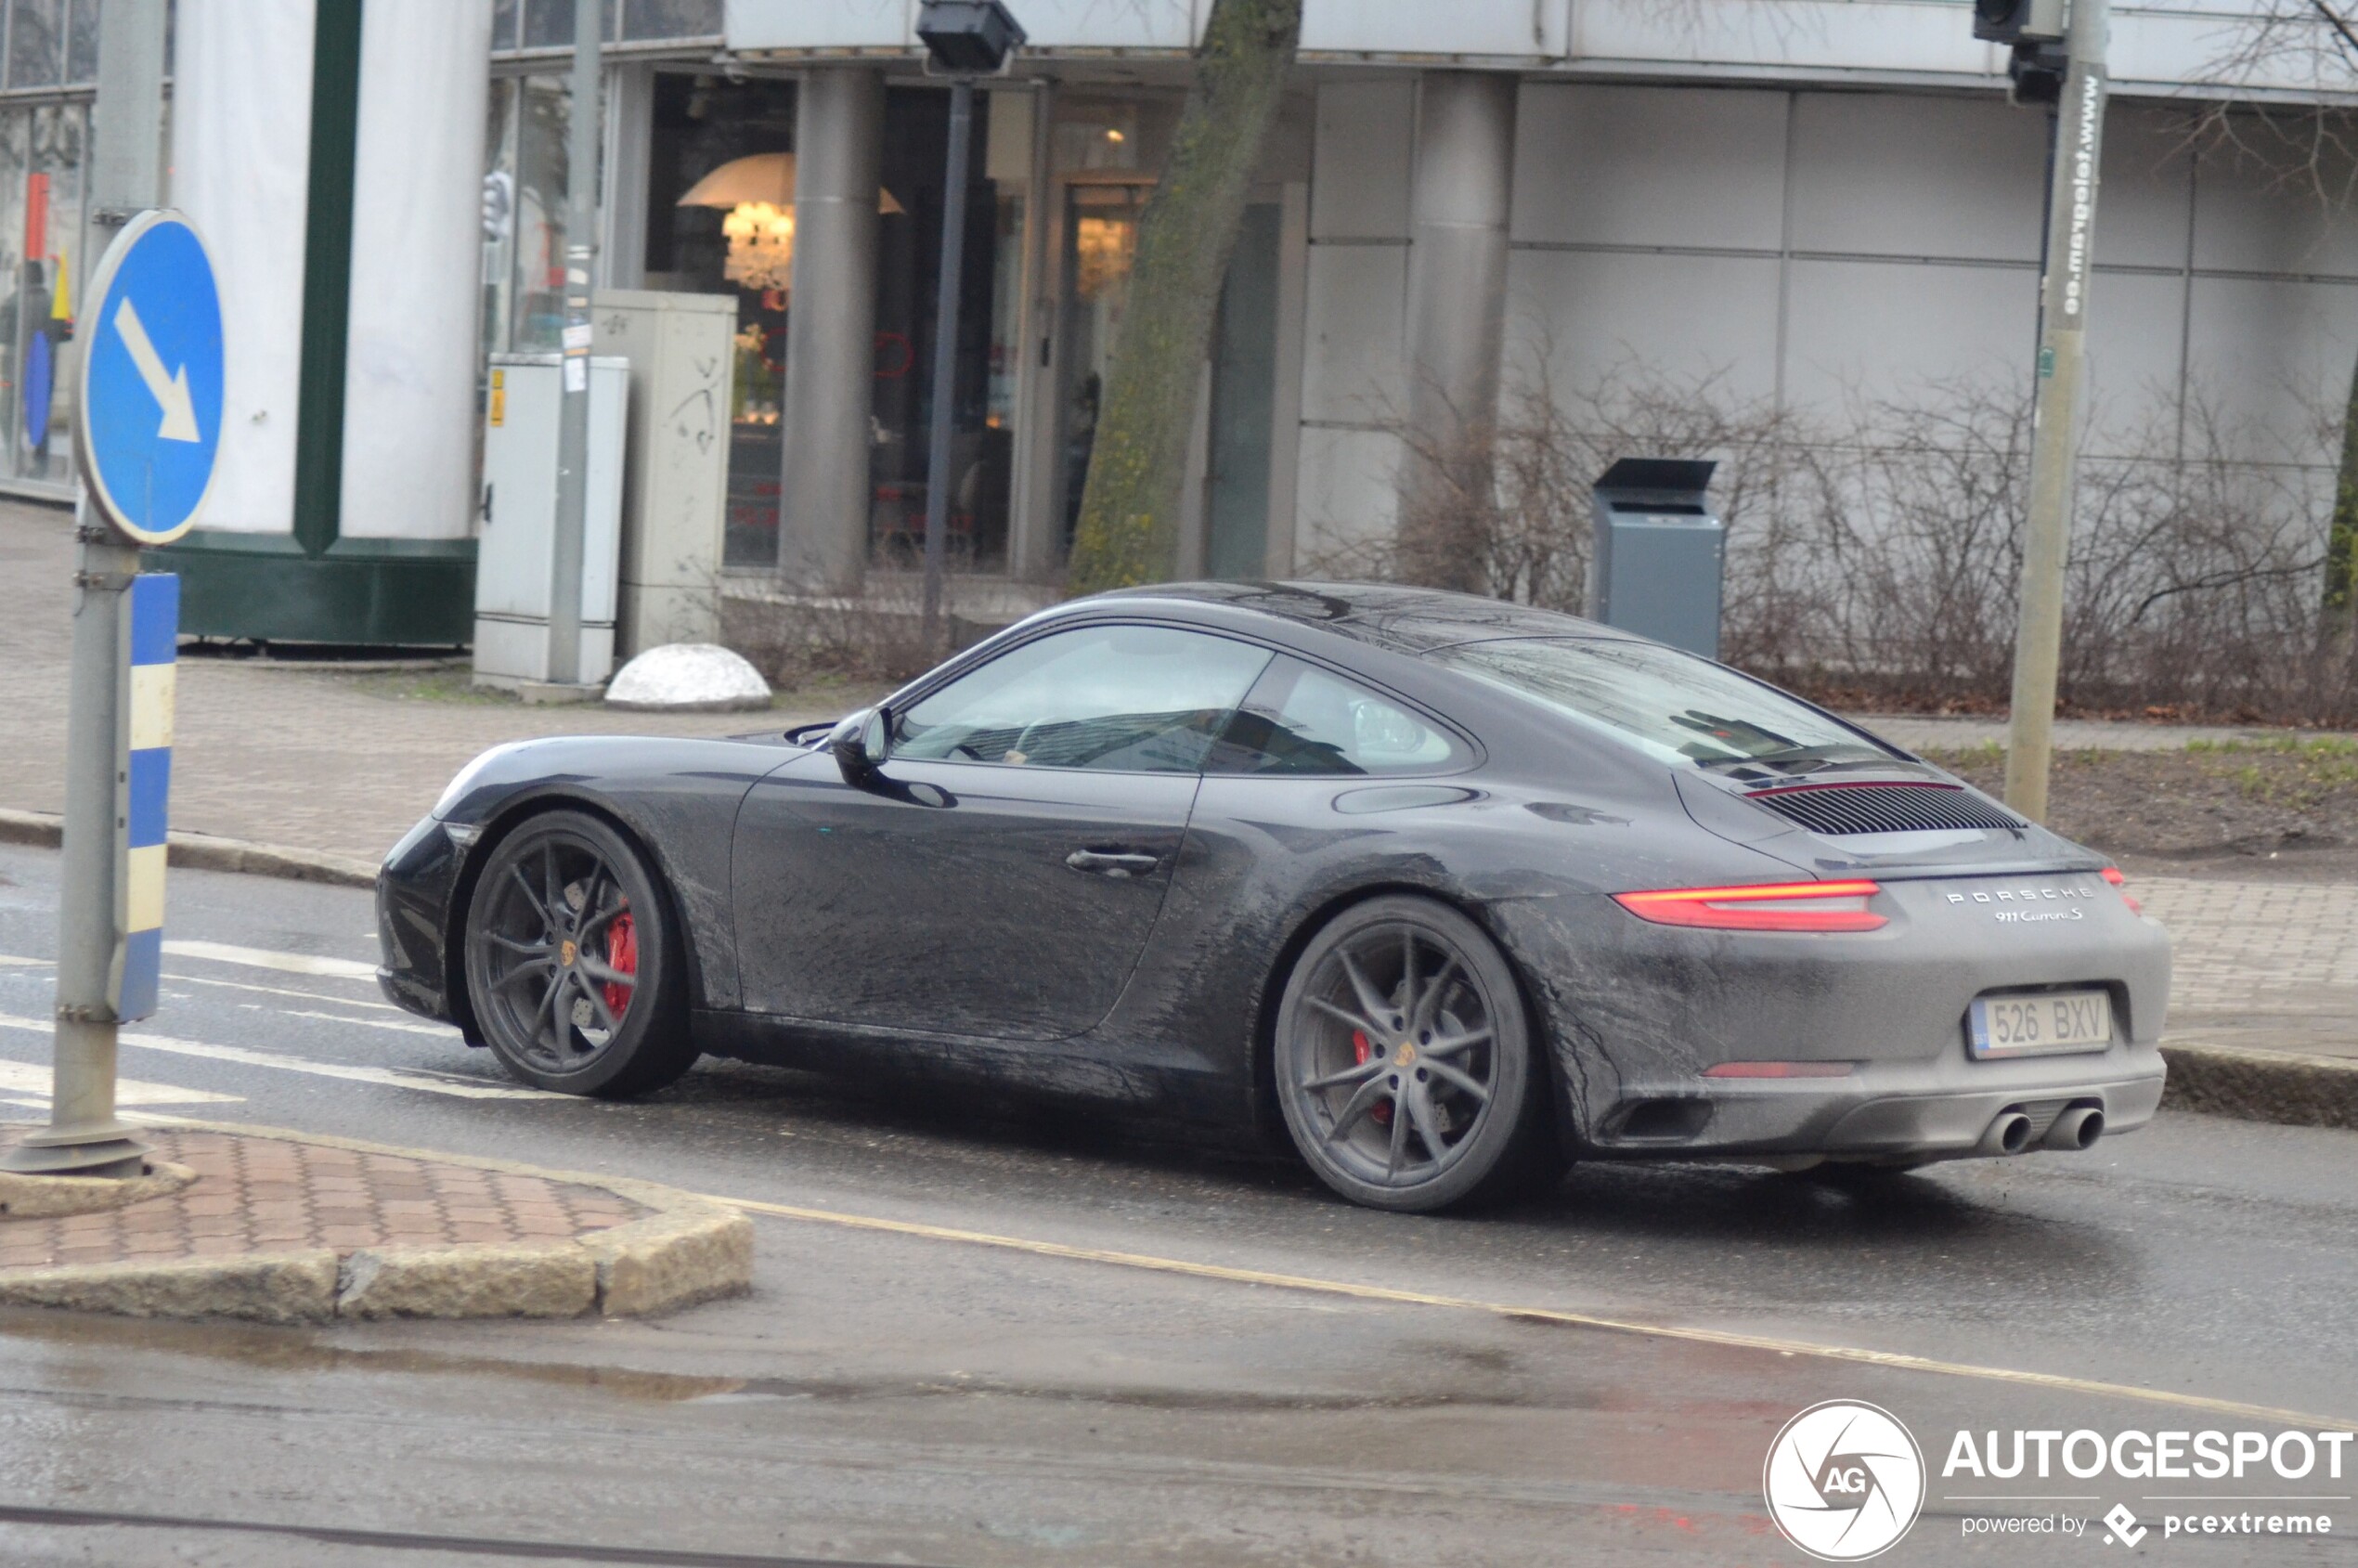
[9,0,2352,640]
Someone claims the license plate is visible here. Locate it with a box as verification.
[1967,990,2114,1058]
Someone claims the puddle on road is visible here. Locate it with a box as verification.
[0,1306,746,1403]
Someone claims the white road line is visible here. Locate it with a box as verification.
[0,1059,241,1106]
[164,971,408,1014]
[0,955,48,968]
[275,1008,458,1039]
[162,940,377,981]
[0,1014,560,1101]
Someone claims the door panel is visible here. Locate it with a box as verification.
[732,750,1197,1041]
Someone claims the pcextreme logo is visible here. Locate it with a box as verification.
[1764,1401,1928,1562]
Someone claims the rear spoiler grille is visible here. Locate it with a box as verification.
[1744,781,2025,836]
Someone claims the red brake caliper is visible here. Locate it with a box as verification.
[602,907,637,1018]
[1352,1029,1392,1124]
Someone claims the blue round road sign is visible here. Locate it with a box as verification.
[78,210,225,545]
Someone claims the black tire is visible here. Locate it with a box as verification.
[1272,895,1548,1213]
[461,810,696,1097]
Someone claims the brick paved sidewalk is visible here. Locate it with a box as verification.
[0,502,864,862]
[0,1127,644,1274]
[2137,878,2358,1061]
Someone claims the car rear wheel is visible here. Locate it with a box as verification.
[1273,896,1548,1212]
[462,810,696,1097]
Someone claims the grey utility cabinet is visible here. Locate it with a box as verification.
[1588,458,1724,658]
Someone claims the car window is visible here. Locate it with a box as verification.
[1206,657,1468,776]
[1425,637,1898,771]
[890,624,1274,772]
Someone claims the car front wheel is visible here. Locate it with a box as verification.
[462,809,696,1097]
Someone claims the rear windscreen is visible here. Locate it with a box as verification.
[1426,637,1898,770]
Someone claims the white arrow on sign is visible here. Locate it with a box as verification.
[112,297,201,444]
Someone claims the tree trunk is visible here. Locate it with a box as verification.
[2331,350,2358,617]
[2328,348,2358,705]
[1064,0,1302,595]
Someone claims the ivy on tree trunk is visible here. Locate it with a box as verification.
[1065,0,1302,595]
[2330,350,2358,627]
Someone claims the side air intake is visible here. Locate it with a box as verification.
[1744,782,2025,836]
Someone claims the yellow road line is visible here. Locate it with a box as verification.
[719,1195,2356,1433]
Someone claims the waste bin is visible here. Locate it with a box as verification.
[1588,458,1724,658]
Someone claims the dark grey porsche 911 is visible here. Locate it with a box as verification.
[376,582,2169,1212]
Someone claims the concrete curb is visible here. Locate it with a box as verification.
[0,808,376,888]
[2160,1042,2358,1132]
[0,1121,752,1323]
[0,1160,197,1220]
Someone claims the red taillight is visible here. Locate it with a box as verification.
[2101,866,2142,915]
[1701,1060,1858,1079]
[1612,880,1887,932]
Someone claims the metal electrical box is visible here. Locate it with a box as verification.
[473,354,629,687]
[1588,458,1724,659]
[591,290,735,656]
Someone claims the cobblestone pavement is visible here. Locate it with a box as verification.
[2139,877,2358,1058]
[0,1128,644,1272]
[0,502,864,861]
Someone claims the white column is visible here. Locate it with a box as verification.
[1397,71,1517,587]
[338,0,495,541]
[778,67,884,591]
[167,0,317,535]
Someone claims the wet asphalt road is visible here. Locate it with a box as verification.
[0,840,2352,1567]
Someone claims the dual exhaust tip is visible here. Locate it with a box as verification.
[1977,1104,2104,1157]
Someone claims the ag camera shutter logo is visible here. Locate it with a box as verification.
[1764,1400,1926,1561]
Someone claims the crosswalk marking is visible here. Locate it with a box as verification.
[161,940,378,981]
[0,1014,561,1101]
[0,1058,241,1106]
[162,971,408,1014]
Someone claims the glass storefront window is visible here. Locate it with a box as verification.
[0,100,84,488]
[868,84,1017,574]
[1056,181,1148,552]
[484,69,1030,575]
[510,76,573,352]
[644,73,799,565]
[6,0,62,89]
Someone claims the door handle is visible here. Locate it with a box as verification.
[1065,849,1160,878]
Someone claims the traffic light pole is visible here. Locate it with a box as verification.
[2003,0,2107,822]
[921,76,975,652]
[548,0,600,689]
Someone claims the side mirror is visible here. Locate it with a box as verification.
[829,706,890,785]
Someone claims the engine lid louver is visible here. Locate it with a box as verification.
[1743,781,2025,836]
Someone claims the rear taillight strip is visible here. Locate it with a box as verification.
[1612,880,1888,933]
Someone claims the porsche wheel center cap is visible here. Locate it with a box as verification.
[1393,1042,1417,1068]
[559,939,577,967]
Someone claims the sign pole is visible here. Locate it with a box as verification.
[547,0,601,689]
[6,515,149,1175]
[4,0,174,1178]
[2003,0,2107,821]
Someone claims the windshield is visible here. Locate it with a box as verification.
[1426,637,1898,771]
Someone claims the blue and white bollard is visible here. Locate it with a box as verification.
[114,572,176,1023]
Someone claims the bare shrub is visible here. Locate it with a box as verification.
[719,570,974,687]
[1338,360,2356,726]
